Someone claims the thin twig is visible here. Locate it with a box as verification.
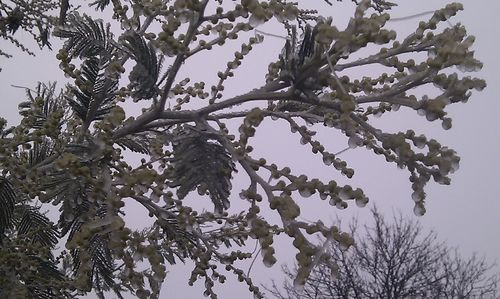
[246,240,262,277]
[388,11,435,22]
[254,29,288,40]
[334,147,351,156]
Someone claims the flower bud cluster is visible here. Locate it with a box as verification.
[153,14,187,56]
[210,34,263,104]
[222,264,264,298]
[171,79,209,110]
[365,129,460,215]
[56,49,78,78]
[265,162,367,211]
[220,203,276,269]
[241,0,299,27]
[237,107,264,150]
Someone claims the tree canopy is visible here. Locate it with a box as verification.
[0,0,486,298]
[268,208,499,299]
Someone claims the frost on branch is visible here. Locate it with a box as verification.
[0,0,485,298]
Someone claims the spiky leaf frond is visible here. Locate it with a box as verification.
[122,31,162,100]
[154,213,198,264]
[0,177,16,238]
[16,205,59,251]
[18,82,64,130]
[64,204,120,296]
[116,132,154,154]
[37,170,86,209]
[21,258,70,299]
[89,0,111,11]
[84,234,116,291]
[0,181,67,297]
[58,193,88,236]
[170,128,236,213]
[67,57,117,122]
[54,13,117,59]
[280,24,318,82]
[0,229,71,299]
[28,138,56,168]
[0,247,71,299]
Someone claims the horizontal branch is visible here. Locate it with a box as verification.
[114,80,292,137]
[355,69,435,106]
[332,39,435,72]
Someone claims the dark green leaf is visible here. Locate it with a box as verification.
[122,31,163,100]
[18,82,64,130]
[66,57,117,122]
[169,127,236,213]
[65,205,121,296]
[23,257,70,299]
[29,138,55,168]
[0,177,16,238]
[17,205,59,250]
[54,13,117,59]
[89,0,111,11]
[115,132,154,154]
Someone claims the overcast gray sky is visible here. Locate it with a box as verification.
[1,1,499,298]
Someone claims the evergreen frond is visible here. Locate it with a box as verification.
[0,177,16,238]
[279,24,318,82]
[67,205,120,295]
[155,217,197,264]
[23,258,70,299]
[122,31,162,100]
[16,205,59,251]
[58,196,88,236]
[29,138,56,168]
[89,0,111,11]
[18,82,64,130]
[58,199,121,295]
[0,179,68,297]
[37,170,86,208]
[0,235,72,298]
[115,132,153,154]
[169,128,236,213]
[298,24,315,65]
[66,57,118,122]
[54,13,117,59]
[87,234,117,290]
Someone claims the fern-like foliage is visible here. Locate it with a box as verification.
[280,24,318,84]
[18,82,64,130]
[170,127,236,213]
[89,0,111,11]
[37,169,86,208]
[16,205,59,254]
[154,211,198,264]
[54,13,117,59]
[28,138,56,168]
[20,258,70,299]
[0,177,15,238]
[79,234,117,293]
[116,132,154,154]
[63,203,121,297]
[122,31,163,100]
[14,83,63,171]
[276,24,328,112]
[0,204,70,298]
[0,246,71,299]
[67,57,118,123]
